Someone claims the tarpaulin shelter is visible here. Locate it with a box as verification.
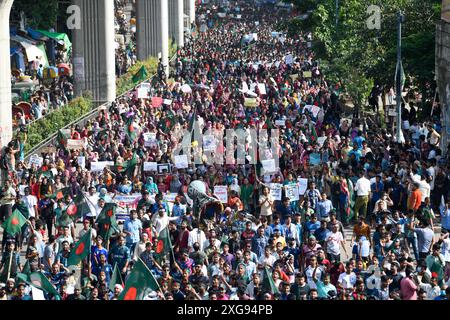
[10,35,49,67]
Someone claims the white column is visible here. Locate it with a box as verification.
[0,0,13,148]
[136,0,169,75]
[72,0,116,103]
[169,0,184,47]
[161,0,169,76]
[184,0,195,24]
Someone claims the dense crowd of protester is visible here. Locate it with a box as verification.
[0,0,449,301]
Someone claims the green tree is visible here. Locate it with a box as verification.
[281,0,441,116]
[12,0,58,30]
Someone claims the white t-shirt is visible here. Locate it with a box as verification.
[326,231,343,256]
[304,265,323,290]
[85,193,99,217]
[338,272,357,289]
[442,238,450,263]
[354,177,371,196]
[22,195,38,218]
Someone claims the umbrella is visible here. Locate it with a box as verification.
[57,63,71,76]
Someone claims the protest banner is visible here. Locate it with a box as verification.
[90,161,114,172]
[78,156,85,169]
[309,153,321,166]
[213,186,228,203]
[66,139,84,150]
[285,184,300,201]
[143,132,158,148]
[114,194,142,221]
[174,155,189,169]
[151,96,163,107]
[244,98,258,107]
[143,162,158,172]
[269,183,282,201]
[163,99,172,105]
[298,178,308,195]
[29,154,43,167]
[137,87,148,99]
[261,159,276,173]
[257,83,266,95]
[203,135,216,152]
[275,120,285,127]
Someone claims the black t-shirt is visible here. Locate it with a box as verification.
[388,273,403,292]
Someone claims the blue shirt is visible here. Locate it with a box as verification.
[91,246,108,268]
[317,200,333,219]
[353,136,365,149]
[441,208,450,230]
[124,218,142,244]
[306,221,321,236]
[110,245,131,270]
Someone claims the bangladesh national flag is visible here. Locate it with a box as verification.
[48,187,71,201]
[154,226,173,262]
[67,228,92,266]
[96,203,120,241]
[17,271,61,299]
[109,263,124,292]
[125,116,138,142]
[12,201,30,219]
[64,191,90,221]
[57,129,68,148]
[113,153,138,178]
[2,209,27,236]
[262,266,280,295]
[118,258,160,300]
[132,66,148,83]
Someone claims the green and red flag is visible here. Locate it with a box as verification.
[64,191,90,220]
[125,116,138,142]
[109,263,124,292]
[67,228,92,266]
[57,129,68,148]
[12,201,30,219]
[17,271,61,300]
[112,153,138,178]
[262,266,280,295]
[154,226,173,262]
[47,187,71,201]
[96,203,120,241]
[2,209,27,236]
[118,258,160,300]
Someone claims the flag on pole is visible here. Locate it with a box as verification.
[109,263,124,292]
[57,129,68,148]
[118,258,161,300]
[262,266,280,295]
[395,60,406,94]
[310,124,318,143]
[2,209,28,236]
[125,116,138,142]
[96,203,120,241]
[67,229,92,266]
[154,226,173,262]
[17,271,61,300]
[132,66,148,83]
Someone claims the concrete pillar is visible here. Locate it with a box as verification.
[436,21,450,155]
[0,0,13,148]
[136,0,169,75]
[72,0,116,103]
[184,0,195,24]
[169,0,184,47]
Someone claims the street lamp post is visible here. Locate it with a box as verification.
[396,11,405,143]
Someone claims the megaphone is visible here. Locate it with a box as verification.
[188,180,223,217]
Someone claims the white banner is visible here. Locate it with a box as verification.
[143,162,158,172]
[29,154,43,167]
[214,186,228,203]
[298,178,308,195]
[275,120,285,127]
[78,156,85,169]
[66,139,84,150]
[137,87,149,99]
[203,135,216,151]
[174,155,189,169]
[143,132,158,148]
[261,159,276,174]
[90,161,114,172]
[285,184,300,202]
[269,183,282,201]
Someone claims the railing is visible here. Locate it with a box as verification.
[24,54,178,161]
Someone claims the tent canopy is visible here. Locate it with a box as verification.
[10,35,49,67]
[35,29,72,54]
